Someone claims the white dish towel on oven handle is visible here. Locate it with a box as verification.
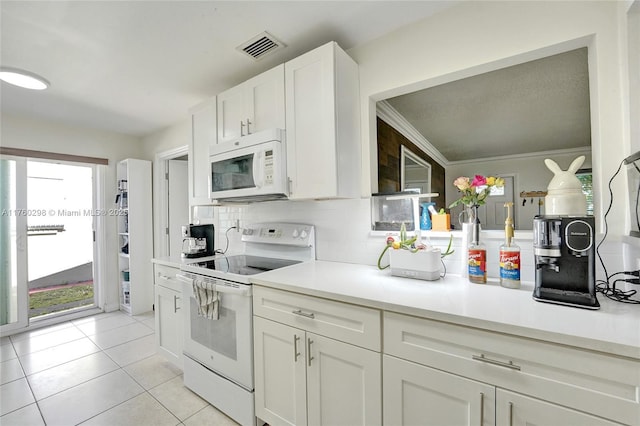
[192,280,219,320]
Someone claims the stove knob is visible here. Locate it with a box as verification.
[300,229,308,239]
[243,228,254,236]
[292,229,299,238]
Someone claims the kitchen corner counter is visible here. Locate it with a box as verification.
[251,260,640,360]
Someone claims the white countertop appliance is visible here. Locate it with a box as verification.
[176,222,315,426]
[210,128,288,202]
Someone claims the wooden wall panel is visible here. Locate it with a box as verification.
[376,118,445,206]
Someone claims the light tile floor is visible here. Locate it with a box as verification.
[0,311,239,425]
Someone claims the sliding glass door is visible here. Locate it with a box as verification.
[1,155,98,333]
[0,156,28,333]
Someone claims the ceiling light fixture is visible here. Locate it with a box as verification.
[0,67,50,90]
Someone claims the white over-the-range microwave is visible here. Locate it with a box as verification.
[210,128,288,202]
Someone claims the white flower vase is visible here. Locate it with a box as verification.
[458,206,476,277]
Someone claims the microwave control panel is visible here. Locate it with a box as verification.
[263,149,274,185]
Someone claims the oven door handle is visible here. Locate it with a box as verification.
[212,282,252,297]
[176,273,194,285]
[176,273,252,297]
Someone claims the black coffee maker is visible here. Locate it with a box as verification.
[532,216,599,309]
[181,224,215,258]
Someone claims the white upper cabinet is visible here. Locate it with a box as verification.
[285,41,361,200]
[189,98,215,205]
[217,64,285,144]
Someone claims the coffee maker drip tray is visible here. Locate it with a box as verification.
[533,287,600,310]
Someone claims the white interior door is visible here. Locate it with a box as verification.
[168,160,189,258]
[0,156,28,333]
[478,176,515,230]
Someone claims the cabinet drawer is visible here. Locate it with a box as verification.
[153,264,181,291]
[253,286,381,351]
[384,311,639,425]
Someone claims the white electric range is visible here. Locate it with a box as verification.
[176,222,315,426]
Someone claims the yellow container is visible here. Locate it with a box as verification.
[431,214,451,231]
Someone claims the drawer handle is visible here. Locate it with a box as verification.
[472,354,521,371]
[293,334,301,362]
[292,309,315,319]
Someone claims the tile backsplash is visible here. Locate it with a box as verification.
[213,198,623,283]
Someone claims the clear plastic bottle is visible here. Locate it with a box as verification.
[499,202,521,288]
[468,221,487,284]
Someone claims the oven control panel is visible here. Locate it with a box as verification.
[241,222,315,247]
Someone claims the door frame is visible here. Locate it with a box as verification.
[154,146,189,258]
[1,156,106,333]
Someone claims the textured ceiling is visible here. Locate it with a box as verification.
[386,48,591,162]
[0,1,455,136]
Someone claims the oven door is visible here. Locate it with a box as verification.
[210,139,286,200]
[176,273,254,390]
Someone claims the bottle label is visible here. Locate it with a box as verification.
[468,249,486,278]
[500,251,521,281]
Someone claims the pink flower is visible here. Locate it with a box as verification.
[453,176,471,191]
[471,175,486,187]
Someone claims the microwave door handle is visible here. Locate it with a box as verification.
[253,151,264,189]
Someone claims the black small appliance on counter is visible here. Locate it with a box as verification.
[532,216,599,309]
[181,224,214,258]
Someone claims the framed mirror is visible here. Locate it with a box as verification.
[375,47,592,230]
[400,145,432,194]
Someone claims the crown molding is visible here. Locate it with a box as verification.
[376,100,449,167]
[447,146,592,166]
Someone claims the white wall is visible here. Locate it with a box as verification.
[446,149,592,230]
[350,0,629,238]
[141,118,190,159]
[1,113,144,312]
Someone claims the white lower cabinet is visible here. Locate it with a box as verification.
[497,389,622,426]
[383,311,638,426]
[153,263,183,368]
[253,286,382,426]
[254,317,307,426]
[383,355,495,426]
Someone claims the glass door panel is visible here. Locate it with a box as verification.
[0,157,28,333]
[27,161,95,319]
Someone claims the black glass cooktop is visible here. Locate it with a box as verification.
[192,255,300,276]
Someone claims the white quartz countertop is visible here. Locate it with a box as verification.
[251,260,640,359]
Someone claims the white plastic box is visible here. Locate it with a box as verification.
[389,248,442,281]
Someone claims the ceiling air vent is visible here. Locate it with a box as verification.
[237,31,286,61]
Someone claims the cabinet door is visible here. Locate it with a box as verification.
[155,284,182,367]
[306,333,382,426]
[384,355,495,426]
[245,64,285,134]
[190,99,215,204]
[496,389,622,426]
[285,42,337,199]
[217,85,244,144]
[254,317,307,426]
